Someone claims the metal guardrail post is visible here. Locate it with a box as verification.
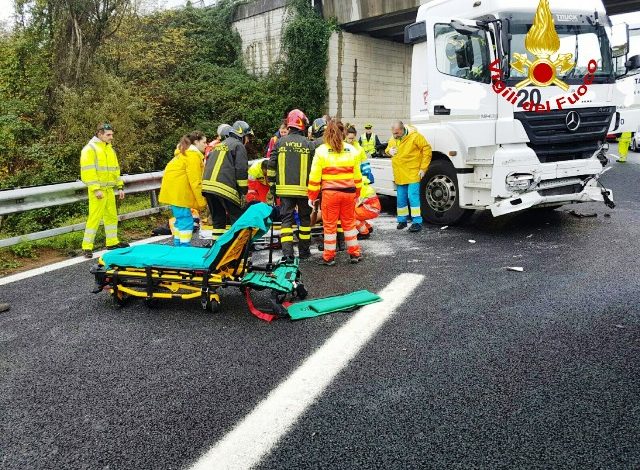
[150,189,159,208]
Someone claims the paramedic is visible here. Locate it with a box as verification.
[355,176,381,239]
[308,120,363,265]
[80,123,129,259]
[158,131,208,246]
[246,159,270,204]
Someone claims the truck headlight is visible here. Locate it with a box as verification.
[506,172,535,192]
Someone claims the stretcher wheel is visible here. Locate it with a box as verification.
[112,290,128,308]
[295,283,308,300]
[201,296,220,313]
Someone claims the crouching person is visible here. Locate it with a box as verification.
[159,131,208,246]
[355,176,380,239]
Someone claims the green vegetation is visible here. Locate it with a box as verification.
[0,0,335,239]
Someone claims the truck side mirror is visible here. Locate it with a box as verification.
[612,23,629,58]
[626,54,640,71]
[405,21,427,44]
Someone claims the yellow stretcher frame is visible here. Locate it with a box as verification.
[94,227,258,312]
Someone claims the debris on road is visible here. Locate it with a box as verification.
[526,234,533,238]
[569,210,597,218]
[513,255,523,258]
[604,214,611,218]
[615,324,625,329]
[441,226,449,230]
[506,266,524,272]
[468,239,476,244]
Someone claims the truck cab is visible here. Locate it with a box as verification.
[370,0,636,224]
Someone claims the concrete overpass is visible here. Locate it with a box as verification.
[321,0,640,43]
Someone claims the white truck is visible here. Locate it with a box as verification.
[369,0,640,224]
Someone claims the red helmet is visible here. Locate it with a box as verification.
[286,109,309,131]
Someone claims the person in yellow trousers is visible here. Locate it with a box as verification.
[617,132,632,163]
[80,123,129,258]
[159,131,208,246]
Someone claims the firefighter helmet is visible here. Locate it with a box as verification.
[230,121,254,139]
[286,109,309,131]
[311,118,327,138]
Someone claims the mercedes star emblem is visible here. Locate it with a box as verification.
[565,111,581,132]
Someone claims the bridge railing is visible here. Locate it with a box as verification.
[0,172,165,248]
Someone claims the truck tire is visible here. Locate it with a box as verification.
[631,134,637,152]
[420,159,473,225]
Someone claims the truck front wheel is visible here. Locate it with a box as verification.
[420,159,472,225]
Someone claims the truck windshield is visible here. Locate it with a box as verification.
[506,22,614,84]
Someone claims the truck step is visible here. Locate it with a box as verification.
[465,182,492,190]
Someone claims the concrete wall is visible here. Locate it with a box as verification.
[321,0,422,25]
[232,0,413,140]
[233,1,287,75]
[326,31,411,141]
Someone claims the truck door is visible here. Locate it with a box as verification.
[425,18,498,148]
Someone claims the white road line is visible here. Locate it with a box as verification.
[188,273,424,470]
[0,236,170,286]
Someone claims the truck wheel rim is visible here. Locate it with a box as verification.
[426,175,456,212]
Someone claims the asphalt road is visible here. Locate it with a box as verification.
[1,159,639,469]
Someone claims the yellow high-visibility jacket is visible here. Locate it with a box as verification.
[80,137,123,192]
[308,143,363,201]
[385,128,432,185]
[158,145,207,209]
[349,140,367,165]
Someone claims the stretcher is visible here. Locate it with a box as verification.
[90,203,307,322]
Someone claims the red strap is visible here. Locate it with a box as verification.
[244,288,277,323]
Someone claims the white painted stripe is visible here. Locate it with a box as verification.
[188,273,424,470]
[0,235,170,286]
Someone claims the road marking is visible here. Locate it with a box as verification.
[0,236,170,286]
[188,273,424,470]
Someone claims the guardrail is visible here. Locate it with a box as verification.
[0,172,166,248]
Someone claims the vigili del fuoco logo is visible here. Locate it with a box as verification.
[490,0,598,113]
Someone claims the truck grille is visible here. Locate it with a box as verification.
[514,107,615,163]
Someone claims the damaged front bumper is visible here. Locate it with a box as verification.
[489,177,613,217]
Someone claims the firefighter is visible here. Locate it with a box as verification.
[355,176,381,240]
[308,120,363,265]
[80,123,129,258]
[618,132,632,163]
[359,123,381,158]
[268,109,314,261]
[246,159,270,204]
[311,117,327,147]
[158,131,208,246]
[385,120,432,233]
[202,120,253,240]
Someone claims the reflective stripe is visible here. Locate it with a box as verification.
[104,225,117,231]
[345,238,359,247]
[202,181,241,205]
[300,153,309,189]
[281,236,294,243]
[397,206,409,216]
[281,228,293,234]
[324,234,337,241]
[299,234,311,240]
[410,207,422,217]
[321,167,355,175]
[276,185,308,197]
[84,228,97,234]
[345,229,359,238]
[237,179,248,187]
